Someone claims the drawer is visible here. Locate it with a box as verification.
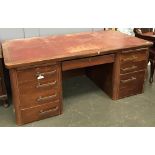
[20,100,61,124]
[119,84,144,99]
[19,80,59,108]
[120,70,145,89]
[17,64,59,83]
[119,71,146,98]
[62,54,115,71]
[118,71,145,98]
[120,50,147,65]
[120,60,147,74]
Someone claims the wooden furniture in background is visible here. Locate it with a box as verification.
[0,44,8,107]
[134,28,155,83]
[103,28,118,31]
[2,30,152,125]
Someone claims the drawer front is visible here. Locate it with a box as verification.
[19,81,59,108]
[120,50,147,65]
[119,84,144,99]
[119,71,145,98]
[120,70,145,89]
[120,60,147,74]
[17,64,58,83]
[20,100,61,124]
[62,54,115,71]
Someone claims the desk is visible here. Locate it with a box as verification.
[134,31,155,83]
[143,32,155,37]
[142,32,155,45]
[2,30,152,125]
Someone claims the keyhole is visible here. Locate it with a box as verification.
[37,74,44,80]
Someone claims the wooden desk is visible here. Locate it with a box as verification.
[135,31,155,46]
[134,30,155,83]
[143,32,155,46]
[143,32,155,37]
[2,30,152,125]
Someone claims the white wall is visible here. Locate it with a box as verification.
[0,28,105,41]
[0,28,24,40]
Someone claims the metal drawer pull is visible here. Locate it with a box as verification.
[121,77,136,83]
[121,65,137,71]
[36,70,57,77]
[36,81,57,88]
[122,56,137,62]
[0,95,7,100]
[39,106,59,114]
[37,94,57,102]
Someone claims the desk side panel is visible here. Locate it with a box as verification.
[9,69,22,125]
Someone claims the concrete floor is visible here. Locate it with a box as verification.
[0,75,155,127]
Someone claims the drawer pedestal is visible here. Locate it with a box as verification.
[86,48,148,100]
[117,49,148,99]
[10,63,62,125]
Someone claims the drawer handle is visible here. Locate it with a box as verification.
[122,56,137,62]
[121,65,137,71]
[36,81,57,88]
[121,76,136,83]
[0,95,7,100]
[36,70,57,77]
[39,106,59,115]
[37,94,57,102]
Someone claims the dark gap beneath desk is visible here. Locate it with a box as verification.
[62,63,114,99]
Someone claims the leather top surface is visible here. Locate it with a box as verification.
[2,30,152,68]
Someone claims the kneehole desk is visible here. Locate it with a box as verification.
[2,30,152,125]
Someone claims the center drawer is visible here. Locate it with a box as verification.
[62,54,115,71]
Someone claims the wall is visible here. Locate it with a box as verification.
[0,28,105,41]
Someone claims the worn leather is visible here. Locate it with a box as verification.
[2,30,152,69]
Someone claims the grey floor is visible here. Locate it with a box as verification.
[0,75,155,127]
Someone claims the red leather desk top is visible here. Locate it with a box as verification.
[2,30,152,69]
